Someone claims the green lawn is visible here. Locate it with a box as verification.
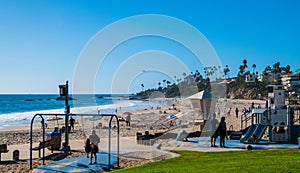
[112,149,300,173]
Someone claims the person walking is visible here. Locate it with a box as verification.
[218,116,228,148]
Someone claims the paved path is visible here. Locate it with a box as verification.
[32,152,118,173]
[1,136,299,172]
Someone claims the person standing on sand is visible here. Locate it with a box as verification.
[69,116,75,131]
[235,107,239,118]
[126,114,131,126]
[210,113,219,147]
[250,102,255,111]
[227,108,231,116]
[217,106,221,116]
[218,116,228,148]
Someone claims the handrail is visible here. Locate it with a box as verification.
[30,113,119,170]
[240,112,251,130]
[30,114,45,169]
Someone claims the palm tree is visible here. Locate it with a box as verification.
[166,81,171,87]
[163,79,166,87]
[204,67,208,78]
[141,84,144,92]
[282,65,291,74]
[273,62,281,73]
[238,59,248,76]
[158,82,161,89]
[243,59,248,67]
[263,66,272,74]
[252,64,256,75]
[223,65,230,79]
[238,65,245,76]
[286,65,291,73]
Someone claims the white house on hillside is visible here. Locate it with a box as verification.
[281,73,300,90]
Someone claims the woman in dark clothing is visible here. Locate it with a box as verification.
[218,116,228,148]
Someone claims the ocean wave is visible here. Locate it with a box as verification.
[0,100,140,128]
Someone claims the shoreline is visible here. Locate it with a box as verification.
[0,98,266,172]
[0,98,175,130]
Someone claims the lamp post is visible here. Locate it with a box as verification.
[59,81,70,147]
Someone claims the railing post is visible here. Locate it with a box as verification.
[30,114,45,170]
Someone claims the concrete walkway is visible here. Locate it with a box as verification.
[32,152,118,173]
[1,136,154,161]
[2,136,299,172]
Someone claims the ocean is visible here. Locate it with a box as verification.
[0,94,171,129]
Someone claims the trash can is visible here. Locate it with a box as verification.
[46,131,61,150]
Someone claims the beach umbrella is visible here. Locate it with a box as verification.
[166,114,177,120]
[123,112,132,115]
[89,115,103,128]
[89,116,103,121]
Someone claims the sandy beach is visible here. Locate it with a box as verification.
[0,98,265,172]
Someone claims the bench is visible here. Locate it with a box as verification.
[0,144,9,161]
[31,140,55,158]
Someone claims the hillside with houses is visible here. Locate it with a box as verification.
[135,60,300,103]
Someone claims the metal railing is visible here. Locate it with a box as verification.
[30,113,119,170]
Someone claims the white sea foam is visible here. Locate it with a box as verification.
[71,100,136,114]
[0,99,142,129]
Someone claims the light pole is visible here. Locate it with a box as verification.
[59,81,70,147]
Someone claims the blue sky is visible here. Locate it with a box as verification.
[0,0,299,94]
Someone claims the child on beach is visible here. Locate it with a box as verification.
[84,138,92,158]
[227,108,232,116]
